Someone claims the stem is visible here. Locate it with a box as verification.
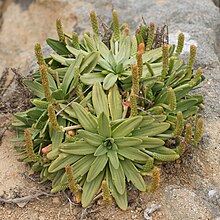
[56,86,92,116]
[63,125,82,131]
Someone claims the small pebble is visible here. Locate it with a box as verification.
[52,197,61,205]
[208,190,217,198]
[39,216,46,220]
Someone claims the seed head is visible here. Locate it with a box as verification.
[34,43,44,66]
[56,18,65,43]
[90,10,99,35]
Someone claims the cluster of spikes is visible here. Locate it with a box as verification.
[12,10,204,210]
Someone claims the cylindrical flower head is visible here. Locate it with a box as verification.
[65,164,81,203]
[167,87,176,111]
[24,128,38,162]
[35,43,44,66]
[189,67,203,86]
[149,166,160,192]
[130,89,138,117]
[175,33,185,56]
[56,19,65,43]
[140,24,147,43]
[174,111,184,136]
[112,10,120,41]
[90,10,99,35]
[161,44,169,80]
[138,43,145,55]
[136,51,143,78]
[188,45,197,68]
[146,22,155,51]
[131,64,140,95]
[72,32,80,50]
[176,141,186,156]
[185,123,192,144]
[102,180,112,206]
[143,157,154,172]
[194,118,204,145]
[196,67,203,77]
[135,28,144,44]
[40,64,51,101]
[48,104,61,131]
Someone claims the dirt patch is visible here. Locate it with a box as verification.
[0,119,27,196]
[0,68,33,114]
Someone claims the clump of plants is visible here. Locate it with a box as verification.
[12,10,204,210]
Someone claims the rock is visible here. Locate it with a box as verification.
[52,196,61,205]
[213,0,220,7]
[208,189,218,198]
[160,186,212,220]
[144,203,161,220]
[39,216,46,220]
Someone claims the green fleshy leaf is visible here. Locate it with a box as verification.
[87,154,108,182]
[103,73,118,90]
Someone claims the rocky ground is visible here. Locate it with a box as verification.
[0,0,220,219]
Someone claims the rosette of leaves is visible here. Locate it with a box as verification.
[11,9,205,211]
[44,10,173,91]
[46,82,180,210]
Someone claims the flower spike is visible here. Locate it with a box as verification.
[34,43,44,66]
[56,18,65,43]
[24,128,38,162]
[90,10,99,35]
[146,22,155,51]
[175,33,185,56]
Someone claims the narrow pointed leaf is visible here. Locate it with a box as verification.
[82,170,105,208]
[182,106,199,118]
[92,82,109,117]
[103,73,118,90]
[106,167,128,210]
[77,130,105,146]
[109,163,126,195]
[121,160,146,191]
[148,146,177,155]
[48,154,82,173]
[139,137,165,148]
[94,144,108,156]
[97,112,111,137]
[60,141,97,155]
[71,102,97,133]
[132,122,170,137]
[80,72,105,85]
[80,52,100,74]
[107,150,119,169]
[87,154,108,182]
[118,147,150,161]
[112,116,143,138]
[61,53,83,94]
[108,84,122,120]
[23,80,45,98]
[114,137,142,147]
[46,38,70,55]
